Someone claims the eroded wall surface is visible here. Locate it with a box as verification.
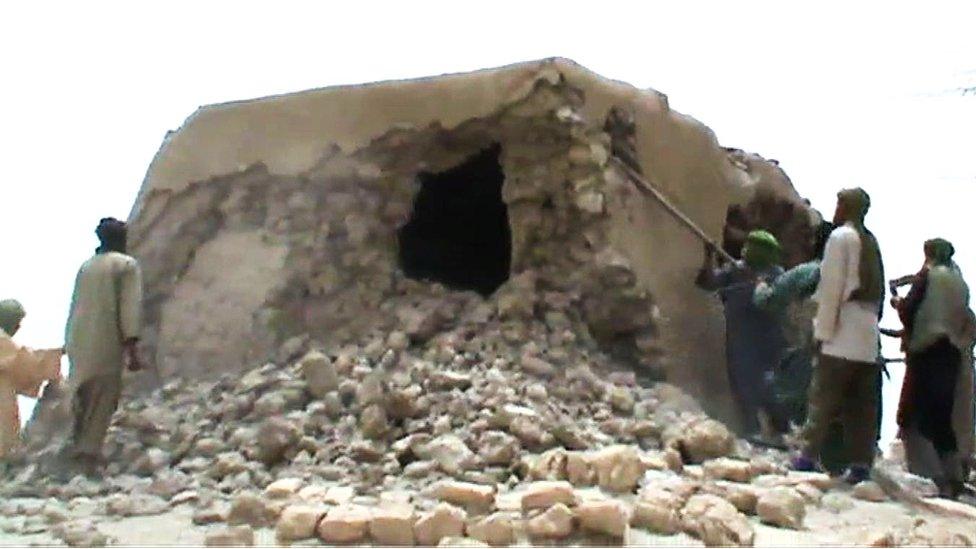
[128,58,816,422]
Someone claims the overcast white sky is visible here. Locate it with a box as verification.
[2,1,974,446]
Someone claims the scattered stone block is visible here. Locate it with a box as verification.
[526,503,575,540]
[413,503,467,546]
[756,487,806,530]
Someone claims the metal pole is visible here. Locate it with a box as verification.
[611,158,738,264]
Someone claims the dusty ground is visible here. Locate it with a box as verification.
[1,488,975,547]
[4,281,975,547]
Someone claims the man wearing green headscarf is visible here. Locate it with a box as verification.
[0,300,63,460]
[792,188,885,485]
[892,238,975,498]
[697,229,788,441]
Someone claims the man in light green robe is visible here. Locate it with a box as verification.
[892,239,975,496]
[64,218,143,470]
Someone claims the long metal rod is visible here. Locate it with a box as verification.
[611,158,738,264]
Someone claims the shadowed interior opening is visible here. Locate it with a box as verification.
[398,143,511,296]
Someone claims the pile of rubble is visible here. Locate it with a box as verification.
[3,278,976,546]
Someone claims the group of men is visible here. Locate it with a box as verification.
[0,218,143,476]
[2,186,973,500]
[698,187,975,499]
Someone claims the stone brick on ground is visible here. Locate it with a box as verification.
[414,503,467,546]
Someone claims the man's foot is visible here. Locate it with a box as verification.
[74,452,104,479]
[936,479,965,500]
[843,464,871,485]
[748,434,788,450]
[791,455,818,472]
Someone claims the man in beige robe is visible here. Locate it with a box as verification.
[63,218,143,471]
[0,299,62,460]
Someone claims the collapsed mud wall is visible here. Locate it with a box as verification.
[127,58,815,422]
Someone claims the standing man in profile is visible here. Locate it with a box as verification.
[792,188,885,484]
[63,217,143,475]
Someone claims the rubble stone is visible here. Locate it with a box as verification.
[205,525,255,547]
[608,386,635,414]
[434,481,496,511]
[322,486,355,505]
[414,503,467,546]
[357,374,385,406]
[681,494,755,546]
[576,499,630,538]
[701,481,759,515]
[322,391,344,418]
[756,487,805,530]
[276,505,326,542]
[104,493,169,517]
[264,477,303,499]
[361,403,389,440]
[793,483,823,505]
[878,468,939,498]
[529,448,568,480]
[317,505,371,543]
[370,504,416,546]
[526,503,575,540]
[702,458,755,483]
[664,418,734,464]
[467,512,515,547]
[417,435,476,476]
[227,493,272,528]
[193,503,228,525]
[255,417,301,465]
[509,416,550,448]
[477,431,520,466]
[212,452,248,478]
[300,351,338,398]
[852,481,887,502]
[430,371,472,391]
[589,445,644,492]
[566,452,596,486]
[821,493,855,513]
[859,528,897,547]
[171,490,199,506]
[437,537,488,547]
[520,356,556,378]
[404,460,438,479]
[521,481,576,511]
[53,520,111,547]
[759,471,833,491]
[632,488,684,535]
[526,383,548,400]
[919,498,976,520]
[133,448,172,476]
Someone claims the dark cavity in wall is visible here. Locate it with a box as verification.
[398,143,511,296]
[721,194,816,268]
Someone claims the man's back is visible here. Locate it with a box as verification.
[65,252,142,383]
[912,264,971,352]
